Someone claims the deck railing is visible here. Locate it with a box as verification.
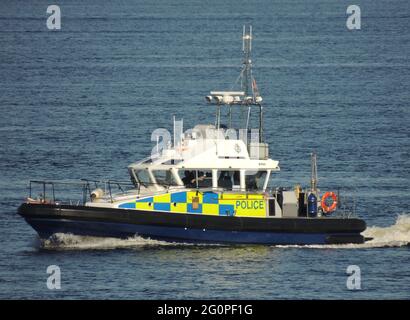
[27,179,136,205]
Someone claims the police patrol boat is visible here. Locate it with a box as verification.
[18,26,366,245]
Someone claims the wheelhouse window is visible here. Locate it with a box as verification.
[174,169,269,191]
[152,170,177,186]
[245,171,267,191]
[134,169,152,186]
[179,170,212,188]
[218,170,240,190]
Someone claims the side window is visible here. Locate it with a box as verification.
[135,169,152,186]
[179,170,212,188]
[180,170,195,187]
[245,171,267,191]
[152,170,177,186]
[218,171,240,190]
[197,171,212,188]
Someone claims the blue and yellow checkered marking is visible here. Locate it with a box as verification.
[154,203,170,211]
[187,203,202,213]
[118,191,267,217]
[218,204,235,216]
[119,202,136,209]
[171,192,187,203]
[137,197,153,203]
[203,192,218,204]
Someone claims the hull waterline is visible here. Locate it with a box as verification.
[18,203,366,245]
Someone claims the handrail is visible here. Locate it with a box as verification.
[28,179,138,205]
[29,180,92,204]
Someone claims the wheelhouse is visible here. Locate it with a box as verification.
[129,165,275,193]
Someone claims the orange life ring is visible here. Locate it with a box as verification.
[321,191,338,213]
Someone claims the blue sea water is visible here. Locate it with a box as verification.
[0,0,409,299]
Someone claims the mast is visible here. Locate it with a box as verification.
[242,25,253,98]
[242,25,264,142]
[206,25,264,143]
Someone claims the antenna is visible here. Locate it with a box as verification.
[242,25,245,51]
[250,25,252,51]
[242,25,252,54]
[310,152,318,195]
[173,115,176,148]
[242,25,253,97]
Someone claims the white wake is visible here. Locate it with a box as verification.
[276,214,410,249]
[40,233,179,250]
[362,214,410,248]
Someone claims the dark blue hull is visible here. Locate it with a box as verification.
[18,203,366,245]
[25,217,344,244]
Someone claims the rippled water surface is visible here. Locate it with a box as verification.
[0,0,409,299]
